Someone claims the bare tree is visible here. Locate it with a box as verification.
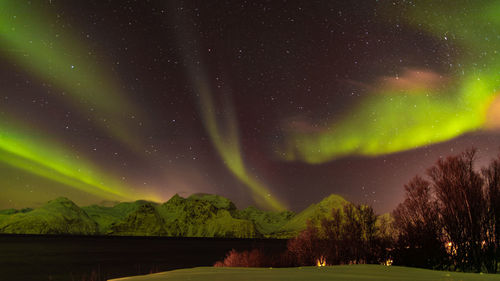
[392,176,446,268]
[320,207,343,264]
[287,220,325,266]
[428,149,486,272]
[287,203,381,266]
[482,153,500,273]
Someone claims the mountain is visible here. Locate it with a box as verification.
[276,194,348,237]
[0,208,33,215]
[234,206,295,236]
[108,202,168,236]
[82,200,153,233]
[0,193,355,238]
[158,194,257,238]
[186,193,237,210]
[85,194,258,237]
[0,197,98,235]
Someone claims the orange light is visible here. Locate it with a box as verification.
[316,256,327,267]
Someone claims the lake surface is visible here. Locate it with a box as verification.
[0,234,287,281]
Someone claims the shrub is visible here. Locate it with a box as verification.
[214,249,265,267]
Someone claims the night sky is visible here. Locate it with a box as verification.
[1,0,500,213]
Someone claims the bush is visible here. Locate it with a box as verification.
[214,247,297,268]
[214,249,266,267]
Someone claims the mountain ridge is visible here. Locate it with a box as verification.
[0,193,364,238]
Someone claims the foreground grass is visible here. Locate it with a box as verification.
[110,264,499,281]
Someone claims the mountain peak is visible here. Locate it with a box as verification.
[165,194,185,206]
[186,194,236,211]
[317,194,348,208]
[43,197,80,210]
[0,193,358,238]
[277,194,348,237]
[48,197,74,204]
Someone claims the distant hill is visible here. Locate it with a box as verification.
[158,194,257,238]
[0,208,33,215]
[277,194,348,238]
[0,197,98,235]
[109,202,169,236]
[0,193,355,238]
[82,200,152,233]
[234,206,295,237]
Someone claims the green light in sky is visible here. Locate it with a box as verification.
[0,1,144,149]
[170,6,288,211]
[0,120,158,202]
[195,78,287,211]
[277,0,500,164]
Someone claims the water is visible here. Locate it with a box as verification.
[0,234,287,281]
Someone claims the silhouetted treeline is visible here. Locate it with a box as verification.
[216,148,500,273]
[393,149,500,273]
[215,203,393,267]
[287,203,393,266]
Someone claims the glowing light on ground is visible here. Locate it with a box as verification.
[316,256,327,267]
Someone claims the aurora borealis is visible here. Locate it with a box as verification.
[279,0,500,164]
[0,1,145,150]
[1,0,499,212]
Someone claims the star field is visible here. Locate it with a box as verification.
[1,0,499,213]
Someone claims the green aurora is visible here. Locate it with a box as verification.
[0,1,145,149]
[195,78,287,211]
[169,5,288,211]
[0,119,157,202]
[1,0,498,210]
[278,1,500,164]
[0,1,160,205]
[1,0,288,211]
